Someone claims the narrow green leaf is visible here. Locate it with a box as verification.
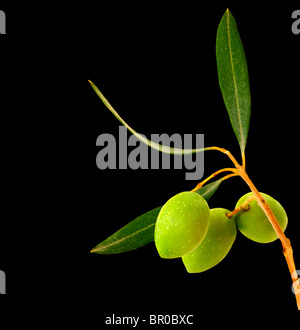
[91,180,222,255]
[91,207,162,254]
[216,9,251,155]
[195,178,223,200]
[89,80,206,155]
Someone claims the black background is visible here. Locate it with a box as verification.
[1,0,300,322]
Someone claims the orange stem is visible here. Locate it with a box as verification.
[203,146,300,309]
[226,194,255,218]
[238,166,300,309]
[191,167,237,192]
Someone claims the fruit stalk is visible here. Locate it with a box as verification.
[226,195,255,218]
[238,166,300,310]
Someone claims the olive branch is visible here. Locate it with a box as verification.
[90,9,300,309]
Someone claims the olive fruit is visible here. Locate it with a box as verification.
[182,208,237,273]
[154,191,210,259]
[235,192,288,243]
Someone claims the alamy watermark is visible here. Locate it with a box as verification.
[292,10,300,35]
[0,270,5,294]
[291,270,300,295]
[96,126,204,181]
[0,10,6,34]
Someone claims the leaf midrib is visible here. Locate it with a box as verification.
[226,11,244,151]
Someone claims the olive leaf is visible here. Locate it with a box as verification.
[90,179,223,255]
[90,206,161,255]
[89,80,206,155]
[195,178,223,201]
[216,9,251,156]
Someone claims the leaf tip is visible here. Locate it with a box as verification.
[225,8,232,17]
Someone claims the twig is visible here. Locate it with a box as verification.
[205,146,300,309]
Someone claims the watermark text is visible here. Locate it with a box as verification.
[292,10,300,35]
[0,10,6,34]
[0,270,5,294]
[96,126,204,181]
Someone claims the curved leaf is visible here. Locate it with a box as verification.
[89,80,206,155]
[216,9,251,155]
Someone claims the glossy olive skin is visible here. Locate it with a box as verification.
[235,192,288,243]
[154,192,210,259]
[182,208,237,273]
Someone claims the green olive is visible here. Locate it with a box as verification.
[182,208,237,273]
[154,191,210,259]
[235,192,288,243]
